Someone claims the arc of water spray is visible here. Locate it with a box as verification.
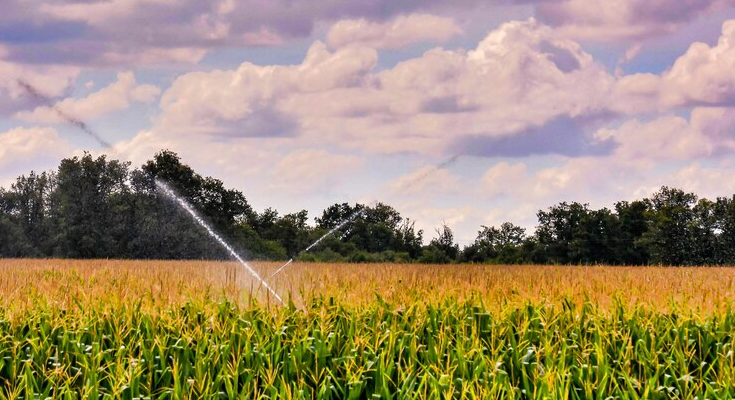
[265,153,462,282]
[265,207,367,281]
[156,179,285,305]
[16,79,112,149]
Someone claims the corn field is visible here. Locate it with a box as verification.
[1,259,735,399]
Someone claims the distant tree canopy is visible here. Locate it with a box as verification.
[2,150,735,265]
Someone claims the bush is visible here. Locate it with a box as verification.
[298,248,346,262]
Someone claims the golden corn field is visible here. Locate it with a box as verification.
[3,259,735,398]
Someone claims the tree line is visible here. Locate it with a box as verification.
[2,150,735,265]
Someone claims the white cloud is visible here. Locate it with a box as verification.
[15,72,160,124]
[156,41,377,137]
[691,107,735,151]
[611,73,663,114]
[101,48,208,66]
[268,149,364,194]
[341,18,611,152]
[0,62,80,116]
[614,20,735,110]
[663,20,735,105]
[389,165,461,196]
[665,163,735,199]
[595,116,714,161]
[113,128,280,180]
[481,156,653,207]
[327,14,462,50]
[153,18,613,155]
[531,158,622,201]
[0,127,72,184]
[0,127,70,167]
[408,205,479,243]
[481,162,529,198]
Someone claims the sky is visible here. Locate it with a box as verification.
[3,0,735,245]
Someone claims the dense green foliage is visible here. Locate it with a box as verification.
[0,151,422,262]
[2,298,735,399]
[3,150,735,265]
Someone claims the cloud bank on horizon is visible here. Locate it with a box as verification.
[3,0,735,243]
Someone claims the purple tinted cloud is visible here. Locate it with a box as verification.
[207,107,300,139]
[539,41,581,72]
[639,1,718,24]
[1,0,495,66]
[0,21,87,44]
[1,0,730,67]
[537,0,727,40]
[451,116,616,158]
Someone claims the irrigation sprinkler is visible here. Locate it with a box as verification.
[155,179,285,306]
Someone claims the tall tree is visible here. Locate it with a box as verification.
[272,210,311,258]
[568,208,620,264]
[712,196,735,264]
[639,186,698,265]
[691,199,718,264]
[54,153,130,258]
[1,172,56,255]
[614,200,650,265]
[535,202,590,264]
[421,223,459,263]
[463,222,527,263]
